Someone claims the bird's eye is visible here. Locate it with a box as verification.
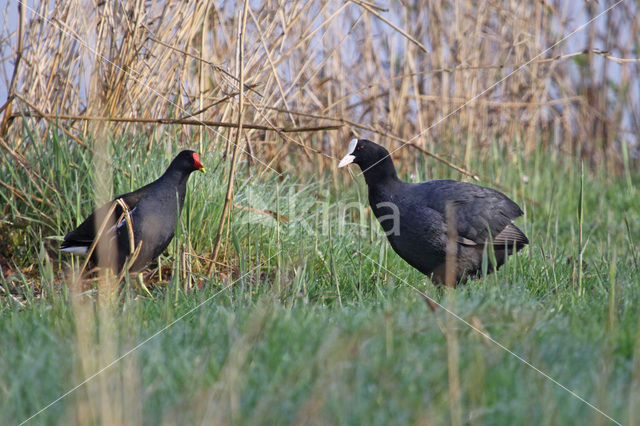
[357,145,364,151]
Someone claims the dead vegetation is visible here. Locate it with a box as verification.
[1,0,638,171]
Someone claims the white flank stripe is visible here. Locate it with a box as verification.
[59,246,88,256]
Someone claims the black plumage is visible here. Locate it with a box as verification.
[338,139,528,284]
[60,150,205,272]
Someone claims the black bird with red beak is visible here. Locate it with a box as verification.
[60,150,206,273]
[339,138,528,285]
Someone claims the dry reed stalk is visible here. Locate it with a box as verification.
[444,204,462,426]
[13,94,131,177]
[247,6,319,162]
[0,176,41,204]
[0,134,57,207]
[0,2,23,138]
[628,309,640,424]
[264,105,484,179]
[208,0,250,276]
[78,201,118,277]
[351,0,428,54]
[10,111,341,133]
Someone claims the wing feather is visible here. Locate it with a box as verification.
[60,191,143,250]
[412,180,526,246]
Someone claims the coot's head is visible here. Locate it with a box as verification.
[338,139,389,169]
[338,139,398,184]
[170,150,206,174]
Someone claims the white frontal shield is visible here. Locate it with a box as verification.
[338,139,358,168]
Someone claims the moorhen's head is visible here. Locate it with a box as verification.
[170,150,206,175]
[338,139,397,184]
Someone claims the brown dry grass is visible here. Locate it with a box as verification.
[1,0,638,179]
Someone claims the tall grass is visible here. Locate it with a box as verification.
[0,128,639,423]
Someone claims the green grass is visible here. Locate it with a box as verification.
[1,130,640,425]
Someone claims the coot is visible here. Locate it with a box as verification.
[339,139,528,284]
